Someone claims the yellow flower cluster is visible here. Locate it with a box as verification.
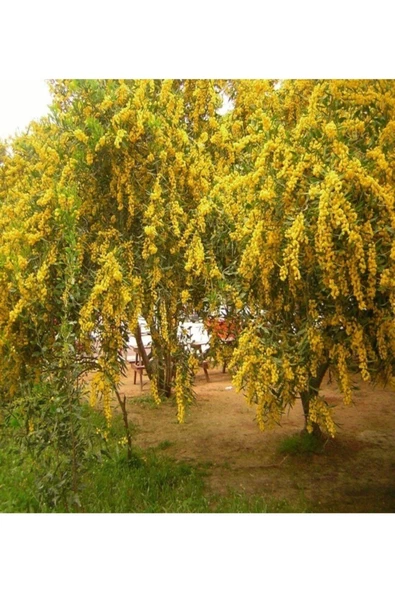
[239,221,265,283]
[159,300,169,344]
[74,129,89,144]
[174,369,186,424]
[114,129,127,149]
[231,328,296,430]
[307,327,325,375]
[307,397,336,438]
[280,213,307,282]
[350,325,370,382]
[89,371,112,424]
[80,251,132,342]
[185,234,205,276]
[331,343,353,405]
[150,376,161,406]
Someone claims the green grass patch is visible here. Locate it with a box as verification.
[277,431,326,456]
[155,439,175,451]
[212,491,307,513]
[81,450,211,513]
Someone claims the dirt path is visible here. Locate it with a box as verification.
[119,366,395,512]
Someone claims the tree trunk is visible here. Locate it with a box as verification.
[138,320,175,399]
[163,351,173,398]
[115,389,133,462]
[300,361,329,437]
[155,349,172,398]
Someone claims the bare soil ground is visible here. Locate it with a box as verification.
[118,365,395,512]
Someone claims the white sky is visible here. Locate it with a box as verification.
[0,80,52,139]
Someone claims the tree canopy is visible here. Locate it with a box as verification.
[0,79,228,423]
[202,79,395,435]
[1,79,395,439]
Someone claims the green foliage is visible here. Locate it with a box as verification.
[3,382,96,511]
[0,440,40,512]
[0,405,304,513]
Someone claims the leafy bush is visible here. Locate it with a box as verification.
[0,405,304,513]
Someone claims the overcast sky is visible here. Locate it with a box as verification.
[0,80,52,140]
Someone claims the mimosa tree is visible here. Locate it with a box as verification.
[203,79,395,436]
[0,79,228,433]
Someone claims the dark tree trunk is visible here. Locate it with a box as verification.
[142,326,174,399]
[155,349,172,398]
[163,351,173,398]
[300,361,329,437]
